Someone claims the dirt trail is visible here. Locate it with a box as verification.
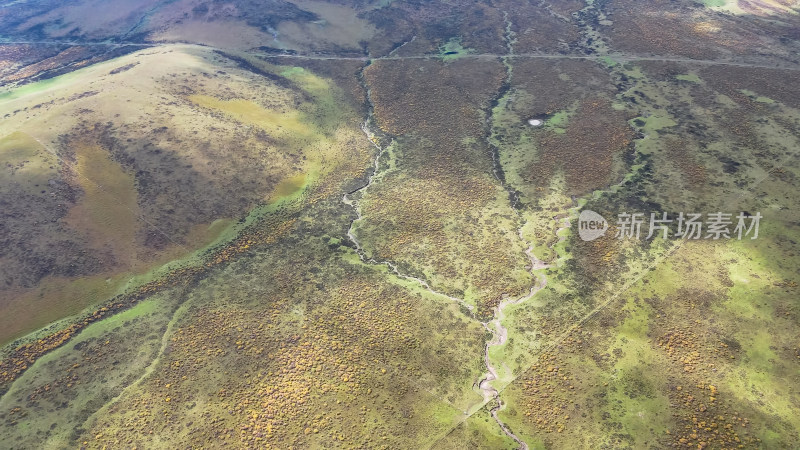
[2,40,798,72]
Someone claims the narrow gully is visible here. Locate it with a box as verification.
[342,60,475,314]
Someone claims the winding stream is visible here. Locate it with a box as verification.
[476,217,571,449]
[343,64,474,314]
[346,43,575,449]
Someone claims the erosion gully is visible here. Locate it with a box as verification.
[475,12,534,448]
[342,28,571,448]
[342,60,474,313]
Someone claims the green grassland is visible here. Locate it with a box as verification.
[439,37,476,62]
[0,45,495,449]
[0,289,184,448]
[0,44,373,346]
[1,0,800,448]
[356,58,534,317]
[482,2,800,445]
[69,193,490,448]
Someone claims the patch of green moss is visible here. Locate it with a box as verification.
[439,37,475,62]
